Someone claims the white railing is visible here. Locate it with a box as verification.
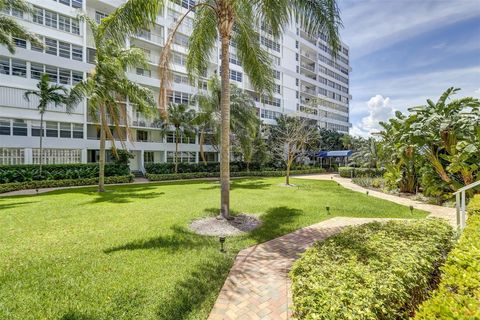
[454,180,480,230]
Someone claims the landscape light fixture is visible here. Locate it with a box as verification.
[219,236,226,253]
[366,191,369,195]
[409,205,414,214]
[326,206,330,215]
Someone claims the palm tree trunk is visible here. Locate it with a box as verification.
[219,30,232,220]
[175,127,179,173]
[286,162,291,185]
[39,111,44,178]
[199,129,206,164]
[98,105,106,192]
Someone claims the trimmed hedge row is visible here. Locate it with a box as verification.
[0,164,130,183]
[290,219,453,320]
[144,162,319,174]
[146,168,326,181]
[0,175,134,194]
[414,195,480,319]
[339,166,386,178]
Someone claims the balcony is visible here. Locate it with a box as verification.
[134,31,164,46]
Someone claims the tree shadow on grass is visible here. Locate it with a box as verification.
[249,206,304,243]
[0,200,36,211]
[104,225,215,254]
[60,312,96,320]
[155,257,232,320]
[200,178,270,191]
[67,184,167,204]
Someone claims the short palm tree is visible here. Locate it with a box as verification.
[24,74,77,177]
[72,15,156,192]
[0,0,42,53]
[165,103,196,173]
[156,0,342,219]
[194,77,258,164]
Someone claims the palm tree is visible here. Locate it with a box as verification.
[72,15,156,192]
[165,103,196,173]
[156,1,341,219]
[195,77,259,164]
[24,74,77,177]
[0,0,42,53]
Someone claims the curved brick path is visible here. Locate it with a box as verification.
[208,174,456,320]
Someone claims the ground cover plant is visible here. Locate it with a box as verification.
[0,177,426,320]
[290,219,453,320]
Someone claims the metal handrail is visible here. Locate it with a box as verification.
[454,180,480,230]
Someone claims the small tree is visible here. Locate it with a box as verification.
[165,103,196,173]
[24,74,77,177]
[271,115,319,185]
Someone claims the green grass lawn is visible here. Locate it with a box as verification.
[0,177,427,320]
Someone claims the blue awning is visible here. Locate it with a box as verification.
[315,150,353,157]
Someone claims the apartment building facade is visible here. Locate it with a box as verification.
[0,0,352,171]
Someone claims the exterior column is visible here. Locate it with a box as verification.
[140,150,145,173]
[25,148,32,164]
[81,148,87,163]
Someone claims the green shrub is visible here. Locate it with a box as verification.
[414,199,480,319]
[352,177,385,189]
[339,166,385,178]
[0,175,133,194]
[146,168,325,181]
[0,164,130,183]
[290,219,453,320]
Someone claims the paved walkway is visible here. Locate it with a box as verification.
[208,174,456,320]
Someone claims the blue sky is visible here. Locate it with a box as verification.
[337,0,480,136]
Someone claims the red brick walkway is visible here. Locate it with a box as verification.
[208,217,392,320]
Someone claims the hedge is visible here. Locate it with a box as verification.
[0,163,130,183]
[290,219,453,320]
[414,195,480,319]
[144,161,320,174]
[0,175,134,194]
[339,166,385,178]
[146,168,326,181]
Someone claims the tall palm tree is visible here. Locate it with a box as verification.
[165,103,196,173]
[194,76,258,164]
[72,15,156,192]
[0,0,42,53]
[24,74,77,177]
[156,0,342,219]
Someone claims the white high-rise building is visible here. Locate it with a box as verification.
[0,0,351,171]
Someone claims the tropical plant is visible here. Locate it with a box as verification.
[24,74,78,177]
[270,115,319,185]
[156,0,341,219]
[195,77,259,164]
[350,137,380,168]
[165,103,196,173]
[0,0,42,53]
[71,11,157,192]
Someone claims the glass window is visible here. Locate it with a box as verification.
[0,57,10,75]
[71,19,80,35]
[59,41,70,58]
[72,0,82,9]
[60,123,72,138]
[72,71,83,84]
[33,7,43,24]
[13,120,27,136]
[13,38,27,49]
[87,48,96,64]
[59,0,70,5]
[31,37,44,52]
[59,69,71,84]
[59,15,71,32]
[72,123,83,138]
[45,38,57,55]
[46,122,58,137]
[11,59,26,77]
[45,10,58,28]
[31,121,43,137]
[31,63,44,80]
[0,119,10,135]
[45,65,58,82]
[72,45,82,61]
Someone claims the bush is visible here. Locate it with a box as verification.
[0,163,130,183]
[414,206,480,319]
[339,166,385,178]
[466,194,480,216]
[352,177,385,189]
[290,219,453,320]
[0,175,134,194]
[146,168,325,181]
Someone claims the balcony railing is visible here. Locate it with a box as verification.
[454,180,480,230]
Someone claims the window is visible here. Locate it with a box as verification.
[87,48,96,64]
[59,14,71,32]
[273,70,281,80]
[46,122,58,137]
[60,123,72,138]
[45,65,58,82]
[59,41,70,58]
[260,36,280,52]
[137,130,148,142]
[11,59,26,77]
[59,69,71,84]
[260,95,281,107]
[71,19,80,34]
[73,123,83,138]
[72,45,82,61]
[31,37,44,52]
[72,71,83,84]
[173,32,189,47]
[45,38,58,55]
[33,7,44,24]
[136,68,151,77]
[144,151,154,164]
[173,52,187,66]
[12,119,27,136]
[95,11,107,24]
[72,0,82,8]
[31,121,43,137]
[230,70,242,82]
[0,57,10,75]
[31,63,44,80]
[0,119,10,135]
[168,91,191,105]
[45,10,58,28]
[13,38,26,49]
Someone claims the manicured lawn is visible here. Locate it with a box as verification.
[0,177,427,320]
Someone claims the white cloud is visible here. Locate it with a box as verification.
[353,95,394,137]
[474,88,480,97]
[339,0,480,58]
